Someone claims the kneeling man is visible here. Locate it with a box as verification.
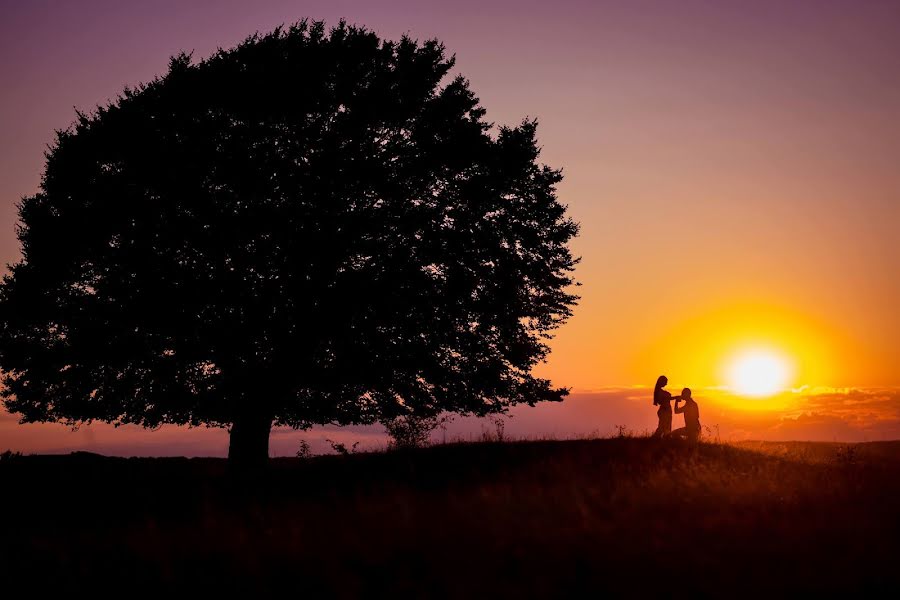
[672,388,701,442]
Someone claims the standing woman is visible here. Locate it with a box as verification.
[652,375,677,438]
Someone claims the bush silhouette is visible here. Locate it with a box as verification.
[383,414,453,450]
[0,20,578,466]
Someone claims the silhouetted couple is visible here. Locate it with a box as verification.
[652,375,701,442]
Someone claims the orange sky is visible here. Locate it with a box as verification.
[1,1,898,452]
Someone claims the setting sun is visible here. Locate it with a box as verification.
[726,350,792,397]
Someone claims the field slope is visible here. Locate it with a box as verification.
[2,438,899,595]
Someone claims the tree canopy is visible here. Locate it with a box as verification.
[0,20,579,463]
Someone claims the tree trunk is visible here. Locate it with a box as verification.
[228,412,272,468]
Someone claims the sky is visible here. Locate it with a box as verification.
[1,0,898,454]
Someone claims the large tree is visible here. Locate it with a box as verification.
[0,21,578,465]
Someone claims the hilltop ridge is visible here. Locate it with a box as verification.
[2,438,898,595]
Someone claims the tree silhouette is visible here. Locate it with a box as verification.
[0,21,578,465]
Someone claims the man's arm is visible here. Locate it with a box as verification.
[674,399,684,414]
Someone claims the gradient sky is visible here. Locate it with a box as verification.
[1,0,898,453]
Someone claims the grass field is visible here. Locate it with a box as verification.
[2,437,899,596]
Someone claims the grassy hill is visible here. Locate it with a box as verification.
[2,438,899,596]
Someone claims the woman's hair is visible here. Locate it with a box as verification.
[653,375,668,405]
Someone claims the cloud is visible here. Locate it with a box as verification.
[700,387,900,442]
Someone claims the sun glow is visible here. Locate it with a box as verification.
[726,349,793,397]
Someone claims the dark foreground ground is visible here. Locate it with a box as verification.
[2,438,899,597]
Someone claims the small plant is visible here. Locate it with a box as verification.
[836,444,858,466]
[480,415,511,442]
[614,424,631,439]
[438,414,453,445]
[0,450,23,462]
[703,424,721,444]
[295,440,313,459]
[492,415,508,442]
[325,439,360,456]
[383,414,454,450]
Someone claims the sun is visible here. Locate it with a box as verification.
[726,349,792,397]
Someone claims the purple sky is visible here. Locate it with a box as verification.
[1,1,899,454]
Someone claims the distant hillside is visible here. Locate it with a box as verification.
[1,438,898,595]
